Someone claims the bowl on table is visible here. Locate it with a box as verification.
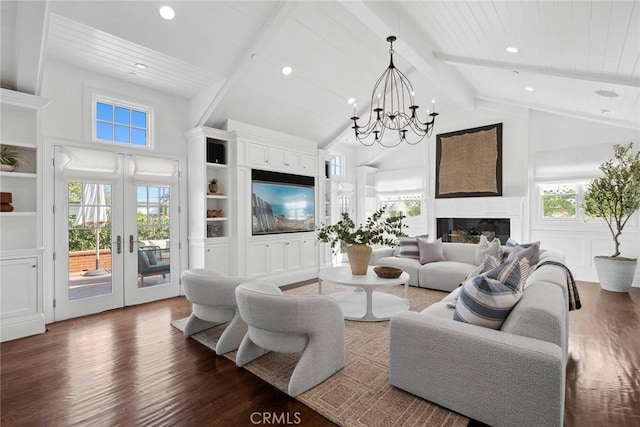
[373,266,403,279]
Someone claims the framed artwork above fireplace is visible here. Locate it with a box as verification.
[435,123,502,198]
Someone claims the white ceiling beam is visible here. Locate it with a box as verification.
[191,2,299,128]
[436,53,640,88]
[322,0,475,150]
[340,1,475,107]
[476,96,639,131]
[15,0,49,95]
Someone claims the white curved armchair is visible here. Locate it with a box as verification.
[181,269,247,355]
[235,281,345,397]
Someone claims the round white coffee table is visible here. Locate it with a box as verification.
[318,266,410,322]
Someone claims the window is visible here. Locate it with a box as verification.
[95,100,149,147]
[338,194,350,215]
[329,156,344,177]
[137,186,170,239]
[540,183,577,219]
[380,194,422,218]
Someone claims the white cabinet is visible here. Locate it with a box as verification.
[301,238,318,268]
[0,254,45,342]
[244,142,315,175]
[248,241,269,277]
[205,243,229,276]
[247,236,309,278]
[301,154,317,174]
[286,239,302,270]
[247,143,269,166]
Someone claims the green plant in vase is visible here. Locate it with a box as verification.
[317,205,406,274]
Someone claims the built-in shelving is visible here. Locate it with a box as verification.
[0,88,49,342]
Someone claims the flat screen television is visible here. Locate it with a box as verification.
[252,169,315,235]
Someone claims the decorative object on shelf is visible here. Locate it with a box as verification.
[208,178,219,194]
[207,209,223,218]
[0,144,27,172]
[583,142,640,293]
[435,123,503,198]
[374,266,403,279]
[0,192,14,212]
[350,35,438,148]
[207,223,223,238]
[317,206,406,275]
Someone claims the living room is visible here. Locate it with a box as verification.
[1,1,639,426]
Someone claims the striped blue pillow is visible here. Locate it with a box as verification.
[396,236,421,259]
[453,258,529,329]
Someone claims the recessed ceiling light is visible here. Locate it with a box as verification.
[524,86,534,92]
[159,5,175,20]
[281,66,293,76]
[347,98,355,105]
[128,72,137,77]
[506,46,519,54]
[600,109,612,115]
[595,89,619,98]
[135,63,147,70]
[512,70,520,74]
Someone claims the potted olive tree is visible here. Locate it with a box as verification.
[317,205,406,274]
[583,142,640,292]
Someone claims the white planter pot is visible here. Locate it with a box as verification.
[594,256,637,293]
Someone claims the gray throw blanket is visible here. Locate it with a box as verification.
[536,260,582,311]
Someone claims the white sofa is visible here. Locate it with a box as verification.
[370,242,482,292]
[388,248,569,427]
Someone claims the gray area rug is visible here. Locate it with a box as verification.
[171,282,469,427]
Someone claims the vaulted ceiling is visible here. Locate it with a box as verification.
[2,1,639,157]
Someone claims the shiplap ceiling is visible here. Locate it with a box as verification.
[3,0,639,154]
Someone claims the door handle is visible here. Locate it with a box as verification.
[115,235,121,254]
[129,235,136,253]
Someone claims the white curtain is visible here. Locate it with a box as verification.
[59,146,119,181]
[132,155,179,184]
[534,143,615,180]
[376,168,425,193]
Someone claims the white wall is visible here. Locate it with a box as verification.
[40,60,192,321]
[529,110,640,286]
[372,107,529,198]
[355,105,639,286]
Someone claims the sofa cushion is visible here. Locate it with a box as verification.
[465,254,501,281]
[417,237,446,264]
[441,243,478,265]
[146,250,158,265]
[453,259,528,330]
[500,281,568,357]
[475,235,502,265]
[419,261,477,292]
[396,237,420,259]
[507,241,541,266]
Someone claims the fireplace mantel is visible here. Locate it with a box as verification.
[430,197,525,242]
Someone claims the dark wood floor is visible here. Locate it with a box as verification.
[1,281,638,426]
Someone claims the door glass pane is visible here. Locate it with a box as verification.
[137,185,171,288]
[68,182,112,300]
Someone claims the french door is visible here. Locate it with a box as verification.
[54,147,180,320]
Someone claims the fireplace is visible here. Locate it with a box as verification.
[437,217,510,244]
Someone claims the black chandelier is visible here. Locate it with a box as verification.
[351,36,438,147]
